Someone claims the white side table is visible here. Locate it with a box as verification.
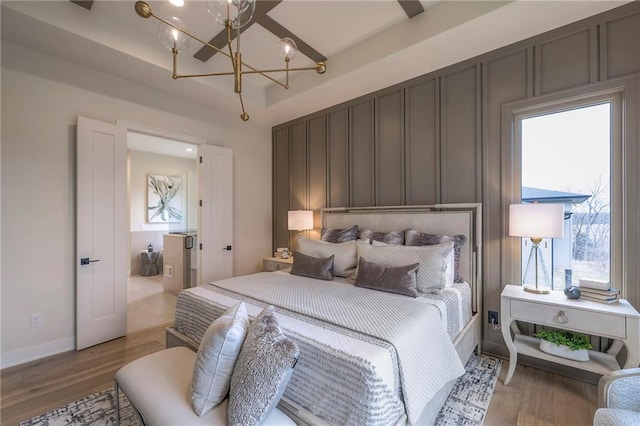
[263,256,293,272]
[501,284,640,385]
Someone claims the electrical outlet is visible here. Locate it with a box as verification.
[488,311,499,325]
[31,313,44,328]
[165,265,173,278]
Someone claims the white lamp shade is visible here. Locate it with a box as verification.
[509,203,564,239]
[288,210,313,231]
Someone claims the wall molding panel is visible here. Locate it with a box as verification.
[272,2,640,356]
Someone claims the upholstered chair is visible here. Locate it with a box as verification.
[593,368,640,425]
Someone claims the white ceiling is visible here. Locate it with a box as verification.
[128,131,198,159]
[1,0,631,126]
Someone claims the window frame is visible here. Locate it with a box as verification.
[501,78,632,296]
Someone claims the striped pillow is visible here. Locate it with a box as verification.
[355,240,454,294]
[404,230,467,283]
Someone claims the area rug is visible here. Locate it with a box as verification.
[21,354,501,426]
[435,354,502,425]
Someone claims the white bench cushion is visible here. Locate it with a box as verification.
[115,347,295,426]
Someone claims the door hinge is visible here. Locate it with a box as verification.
[199,156,203,163]
[199,200,202,207]
[199,243,203,250]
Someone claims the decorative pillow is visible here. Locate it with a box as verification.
[228,306,299,426]
[290,251,334,281]
[296,237,357,277]
[355,239,454,293]
[321,225,359,243]
[355,257,419,297]
[191,302,249,416]
[404,230,468,283]
[359,229,405,245]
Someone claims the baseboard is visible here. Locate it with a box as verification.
[0,337,75,369]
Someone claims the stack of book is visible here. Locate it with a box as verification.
[579,279,620,304]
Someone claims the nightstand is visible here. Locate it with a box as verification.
[262,256,294,272]
[501,284,640,385]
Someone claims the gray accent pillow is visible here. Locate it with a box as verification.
[291,251,334,281]
[296,237,357,277]
[321,225,359,242]
[404,229,467,283]
[355,257,419,297]
[191,302,249,416]
[359,229,405,245]
[355,239,453,293]
[228,306,299,426]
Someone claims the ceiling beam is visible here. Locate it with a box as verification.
[193,0,282,62]
[70,0,94,10]
[398,0,425,18]
[258,15,327,63]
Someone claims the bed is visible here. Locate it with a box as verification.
[166,204,482,425]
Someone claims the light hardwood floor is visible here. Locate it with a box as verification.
[0,323,169,425]
[485,360,598,426]
[2,335,599,426]
[1,275,177,425]
[1,279,599,425]
[127,274,176,333]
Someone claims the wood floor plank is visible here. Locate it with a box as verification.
[486,359,598,426]
[553,375,595,426]
[0,323,168,426]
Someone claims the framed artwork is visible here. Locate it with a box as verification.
[147,174,183,223]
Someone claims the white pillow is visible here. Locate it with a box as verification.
[444,247,455,285]
[371,240,453,282]
[355,240,454,293]
[191,302,249,416]
[296,237,356,277]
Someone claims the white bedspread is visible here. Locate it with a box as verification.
[210,271,465,424]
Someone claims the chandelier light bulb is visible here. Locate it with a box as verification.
[169,0,184,7]
[205,0,255,29]
[158,17,190,51]
[278,38,297,61]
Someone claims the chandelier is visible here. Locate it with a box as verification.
[134,0,327,121]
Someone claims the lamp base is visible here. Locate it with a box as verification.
[524,285,551,294]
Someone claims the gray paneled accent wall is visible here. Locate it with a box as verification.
[272,2,640,359]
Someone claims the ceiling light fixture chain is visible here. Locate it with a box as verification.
[134,0,327,121]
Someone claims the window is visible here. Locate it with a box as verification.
[520,103,611,290]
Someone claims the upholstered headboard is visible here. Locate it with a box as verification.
[322,203,482,313]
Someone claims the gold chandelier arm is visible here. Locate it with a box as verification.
[173,71,236,78]
[241,65,326,74]
[238,62,289,88]
[238,93,249,121]
[148,13,233,61]
[135,1,327,122]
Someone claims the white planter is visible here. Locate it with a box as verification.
[539,339,590,362]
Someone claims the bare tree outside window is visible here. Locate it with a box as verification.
[572,177,610,281]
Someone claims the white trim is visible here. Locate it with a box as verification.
[115,120,208,145]
[1,337,75,369]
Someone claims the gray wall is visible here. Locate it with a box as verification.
[272,2,640,358]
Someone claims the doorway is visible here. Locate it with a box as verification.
[126,131,198,333]
[76,118,233,348]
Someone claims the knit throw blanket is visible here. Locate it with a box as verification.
[210,272,465,424]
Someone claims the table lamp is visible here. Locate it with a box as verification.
[288,210,313,234]
[509,203,564,294]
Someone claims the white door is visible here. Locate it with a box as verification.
[76,116,127,350]
[197,144,233,285]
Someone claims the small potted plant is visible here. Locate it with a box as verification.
[535,329,592,362]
